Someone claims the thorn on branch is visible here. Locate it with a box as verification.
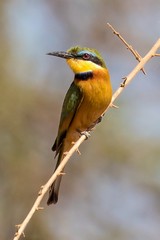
[36,207,44,210]
[71,142,81,155]
[58,172,66,176]
[111,104,119,109]
[76,148,81,155]
[134,50,146,74]
[120,83,125,88]
[15,224,21,232]
[38,186,44,195]
[107,23,146,74]
[71,140,82,155]
[121,77,127,87]
[15,224,21,228]
[154,53,160,56]
[15,224,25,238]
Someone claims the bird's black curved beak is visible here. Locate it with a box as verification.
[47,51,74,59]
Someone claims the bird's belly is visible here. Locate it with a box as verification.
[76,98,107,130]
[73,85,110,132]
[65,78,112,148]
[64,98,108,150]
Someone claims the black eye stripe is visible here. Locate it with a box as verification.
[76,54,103,66]
[90,55,103,66]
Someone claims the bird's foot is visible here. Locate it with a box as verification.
[80,131,91,139]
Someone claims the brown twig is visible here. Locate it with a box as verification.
[109,37,160,102]
[107,23,146,74]
[154,53,160,56]
[13,32,160,240]
[13,135,86,240]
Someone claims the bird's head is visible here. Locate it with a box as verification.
[47,46,106,74]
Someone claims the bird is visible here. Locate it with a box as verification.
[47,46,112,205]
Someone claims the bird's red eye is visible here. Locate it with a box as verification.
[83,53,90,60]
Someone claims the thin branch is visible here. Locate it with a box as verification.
[13,34,160,240]
[13,135,86,240]
[107,23,146,74]
[154,53,160,56]
[110,37,160,103]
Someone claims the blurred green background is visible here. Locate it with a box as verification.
[1,0,160,240]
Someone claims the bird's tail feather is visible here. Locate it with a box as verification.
[47,173,63,204]
[47,149,64,205]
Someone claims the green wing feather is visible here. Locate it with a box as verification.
[52,82,83,154]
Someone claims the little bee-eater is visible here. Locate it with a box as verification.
[47,46,112,205]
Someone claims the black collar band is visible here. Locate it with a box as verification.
[75,71,93,80]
